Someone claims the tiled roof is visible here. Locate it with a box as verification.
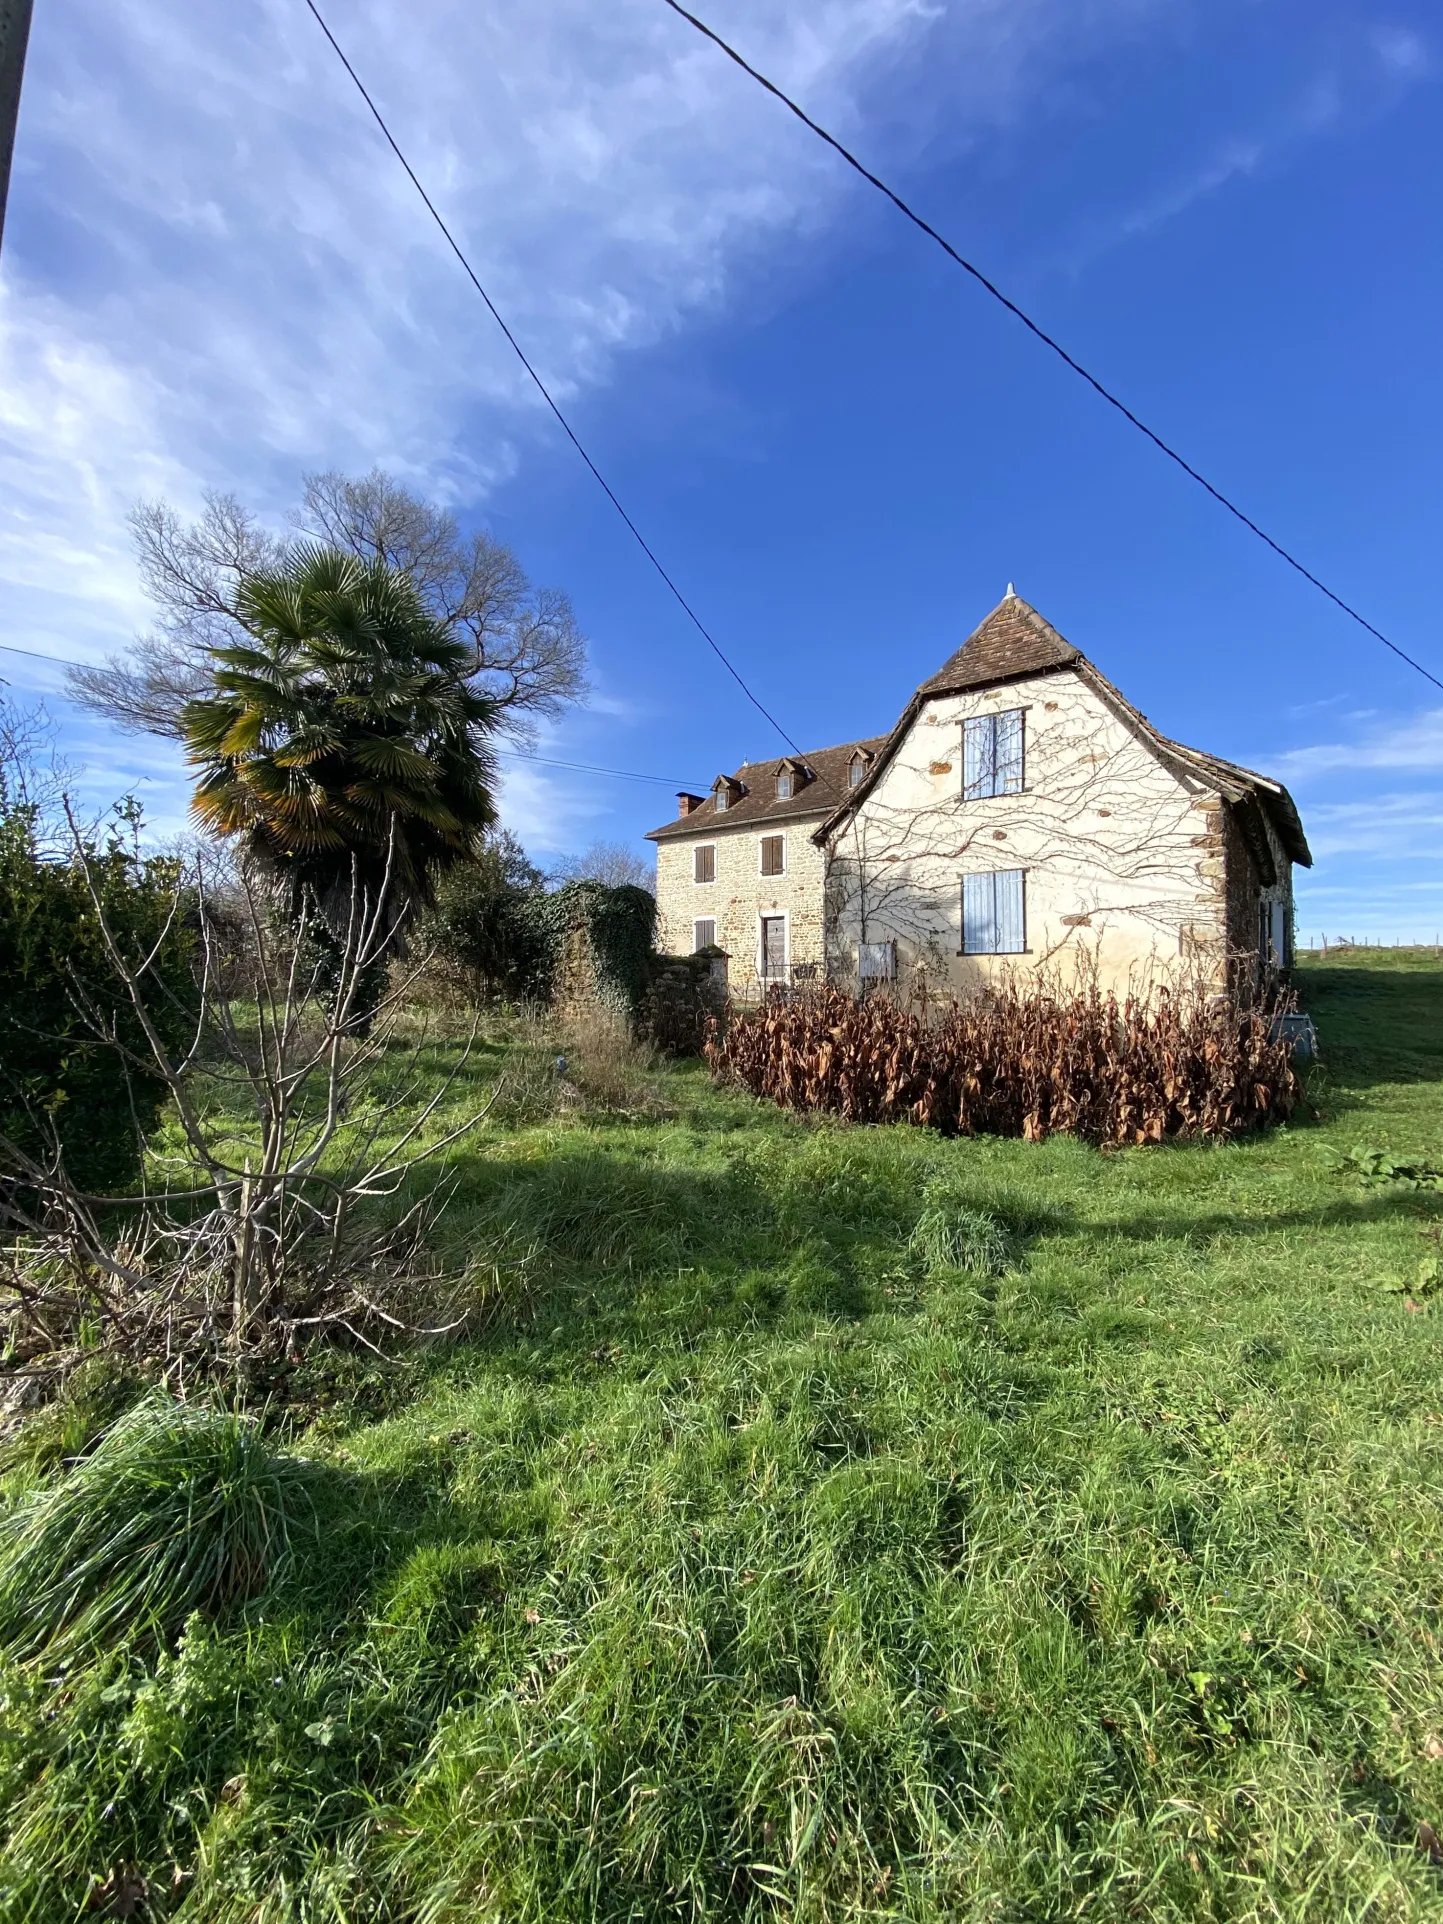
[646,735,889,841]
[916,593,1079,697]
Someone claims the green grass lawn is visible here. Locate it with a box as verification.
[3,951,1442,1921]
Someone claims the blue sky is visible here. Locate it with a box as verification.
[1,0,1439,940]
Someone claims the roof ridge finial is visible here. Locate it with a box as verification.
[1006,581,1016,597]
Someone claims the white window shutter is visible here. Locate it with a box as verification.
[995,709,1024,794]
[963,872,995,952]
[859,940,896,980]
[963,715,995,800]
[996,870,1025,953]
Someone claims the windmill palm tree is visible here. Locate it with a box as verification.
[180,544,498,944]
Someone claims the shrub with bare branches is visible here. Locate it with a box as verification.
[1,819,501,1385]
[706,980,1301,1145]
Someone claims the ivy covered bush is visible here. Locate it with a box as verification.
[425,863,656,1016]
[0,807,196,1198]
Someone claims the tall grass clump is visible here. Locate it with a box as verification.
[710,980,1300,1143]
[0,1395,305,1657]
[908,1195,1011,1276]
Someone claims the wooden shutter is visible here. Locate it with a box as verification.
[962,872,996,953]
[995,870,1025,952]
[962,871,1025,954]
[760,835,785,876]
[693,919,716,952]
[963,714,996,799]
[694,844,715,884]
[859,940,896,980]
[995,709,1024,794]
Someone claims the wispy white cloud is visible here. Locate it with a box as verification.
[1302,791,1443,859]
[1,0,1183,842]
[1273,708,1443,780]
[1373,25,1430,77]
[0,0,1114,675]
[1061,22,1431,273]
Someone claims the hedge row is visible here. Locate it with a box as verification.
[707,982,1301,1145]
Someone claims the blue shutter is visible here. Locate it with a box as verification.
[995,709,1024,794]
[963,871,1025,953]
[995,870,1025,953]
[962,872,996,953]
[963,715,996,800]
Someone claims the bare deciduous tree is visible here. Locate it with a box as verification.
[66,471,587,745]
[548,839,654,893]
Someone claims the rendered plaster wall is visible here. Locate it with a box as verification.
[824,667,1242,997]
[654,814,829,991]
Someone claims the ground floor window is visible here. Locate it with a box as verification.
[694,919,716,952]
[859,939,896,981]
[962,869,1026,954]
[1258,899,1287,967]
[759,914,788,979]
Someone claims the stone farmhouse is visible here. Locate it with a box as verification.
[647,592,1311,999]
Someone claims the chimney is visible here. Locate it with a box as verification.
[676,792,704,817]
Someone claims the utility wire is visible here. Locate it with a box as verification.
[0,640,700,788]
[301,0,804,751]
[661,0,1443,697]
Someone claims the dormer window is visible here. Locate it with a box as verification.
[712,775,742,813]
[715,788,728,812]
[773,757,809,801]
[848,751,872,789]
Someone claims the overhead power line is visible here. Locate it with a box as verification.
[0,640,698,788]
[660,0,1443,697]
[300,0,804,752]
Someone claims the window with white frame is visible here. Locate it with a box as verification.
[776,771,792,799]
[963,709,1024,799]
[693,918,717,952]
[694,844,716,884]
[759,914,787,978]
[848,757,867,788]
[961,870,1026,954]
[760,834,785,877]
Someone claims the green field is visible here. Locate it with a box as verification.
[2,951,1442,1921]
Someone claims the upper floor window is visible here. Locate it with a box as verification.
[776,772,792,800]
[760,834,786,877]
[694,844,716,885]
[963,709,1024,799]
[961,869,1026,954]
[848,753,870,788]
[714,788,728,812]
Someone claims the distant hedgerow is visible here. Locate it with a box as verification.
[708,982,1301,1145]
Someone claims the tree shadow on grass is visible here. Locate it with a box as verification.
[411,1143,1069,1358]
[1088,1189,1441,1248]
[1296,962,1443,1094]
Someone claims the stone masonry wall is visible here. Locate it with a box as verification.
[654,814,828,994]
